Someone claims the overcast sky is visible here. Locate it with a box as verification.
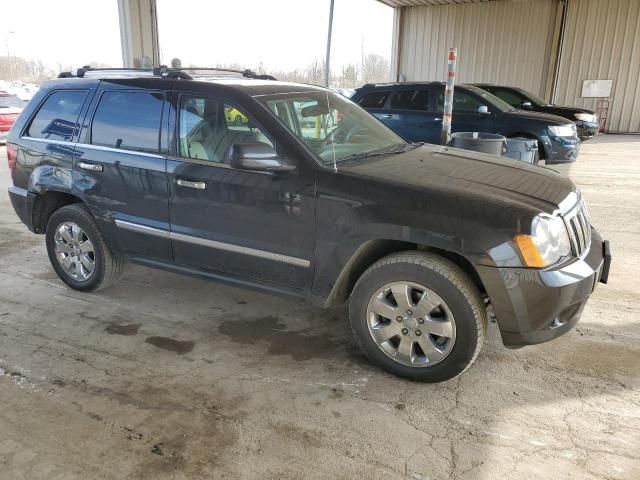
[1,0,393,73]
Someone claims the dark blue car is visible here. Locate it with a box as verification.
[352,82,581,164]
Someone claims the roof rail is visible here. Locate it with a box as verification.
[161,66,277,80]
[57,65,276,81]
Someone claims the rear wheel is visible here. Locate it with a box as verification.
[45,204,125,291]
[349,252,486,382]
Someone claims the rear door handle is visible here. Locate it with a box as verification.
[380,114,394,119]
[176,179,207,190]
[78,162,103,172]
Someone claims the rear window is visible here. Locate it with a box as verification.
[0,95,24,109]
[390,90,429,111]
[91,91,164,153]
[357,91,389,108]
[27,90,87,142]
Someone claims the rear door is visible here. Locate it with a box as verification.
[355,90,396,129]
[166,90,316,291]
[387,88,439,143]
[74,82,172,261]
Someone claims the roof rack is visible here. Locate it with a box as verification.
[58,65,276,81]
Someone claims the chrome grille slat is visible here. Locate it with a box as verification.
[563,200,591,258]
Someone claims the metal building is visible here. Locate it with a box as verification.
[382,0,640,133]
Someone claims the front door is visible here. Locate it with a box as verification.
[435,88,494,135]
[167,93,316,291]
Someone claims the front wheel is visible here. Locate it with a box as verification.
[45,204,125,291]
[349,252,486,382]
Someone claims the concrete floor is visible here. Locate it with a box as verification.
[0,136,639,480]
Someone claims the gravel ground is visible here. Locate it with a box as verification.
[0,135,638,479]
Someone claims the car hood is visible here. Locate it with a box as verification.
[340,144,576,213]
[539,104,596,117]
[504,108,573,126]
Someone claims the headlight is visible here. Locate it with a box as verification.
[548,125,576,137]
[515,215,571,267]
[574,113,595,122]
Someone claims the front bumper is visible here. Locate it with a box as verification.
[542,134,581,164]
[576,120,599,140]
[477,229,610,347]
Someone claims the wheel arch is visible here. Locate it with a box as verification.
[31,190,84,234]
[323,239,486,307]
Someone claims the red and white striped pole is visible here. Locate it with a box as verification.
[440,48,457,145]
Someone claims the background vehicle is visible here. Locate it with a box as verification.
[0,93,24,144]
[352,82,582,164]
[473,84,599,140]
[224,106,248,125]
[6,69,609,382]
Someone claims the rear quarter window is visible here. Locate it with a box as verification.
[357,91,389,109]
[26,90,88,142]
[91,91,164,153]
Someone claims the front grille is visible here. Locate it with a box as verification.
[563,201,591,258]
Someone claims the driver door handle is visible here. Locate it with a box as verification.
[176,179,207,190]
[380,114,394,119]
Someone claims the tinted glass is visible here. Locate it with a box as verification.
[390,90,429,111]
[91,91,163,152]
[492,88,527,107]
[178,95,272,163]
[436,87,514,114]
[357,91,389,108]
[27,90,87,141]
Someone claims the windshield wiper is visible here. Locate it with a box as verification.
[338,142,420,163]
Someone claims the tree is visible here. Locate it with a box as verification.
[361,53,390,84]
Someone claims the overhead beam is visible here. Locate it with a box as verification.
[117,0,160,68]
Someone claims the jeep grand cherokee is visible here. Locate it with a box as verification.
[6,67,611,382]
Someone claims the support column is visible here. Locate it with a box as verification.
[117,0,160,68]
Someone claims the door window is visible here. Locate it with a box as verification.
[91,91,164,153]
[357,91,389,108]
[27,90,87,141]
[492,88,527,107]
[390,90,430,111]
[178,96,272,163]
[437,90,482,113]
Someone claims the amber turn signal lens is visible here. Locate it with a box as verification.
[515,235,546,268]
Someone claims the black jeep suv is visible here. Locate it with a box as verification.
[6,68,610,382]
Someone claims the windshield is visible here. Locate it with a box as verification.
[0,95,24,109]
[255,89,405,167]
[516,88,548,106]
[463,86,516,113]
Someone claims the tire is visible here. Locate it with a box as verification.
[349,252,486,382]
[45,204,125,292]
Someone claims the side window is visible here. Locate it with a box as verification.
[91,91,163,153]
[27,90,87,141]
[437,90,482,113]
[390,90,430,110]
[492,88,525,107]
[178,95,273,163]
[357,91,389,109]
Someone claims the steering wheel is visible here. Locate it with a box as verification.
[345,124,365,143]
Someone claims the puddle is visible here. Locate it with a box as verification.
[218,315,343,361]
[145,336,195,355]
[105,323,141,336]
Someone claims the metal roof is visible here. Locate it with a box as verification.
[377,0,493,7]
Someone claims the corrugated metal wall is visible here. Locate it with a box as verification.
[555,0,640,133]
[397,0,560,96]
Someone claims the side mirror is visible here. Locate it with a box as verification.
[477,105,490,114]
[230,143,295,172]
[521,101,533,109]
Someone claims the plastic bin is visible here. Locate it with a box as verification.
[503,137,539,164]
[449,132,507,156]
